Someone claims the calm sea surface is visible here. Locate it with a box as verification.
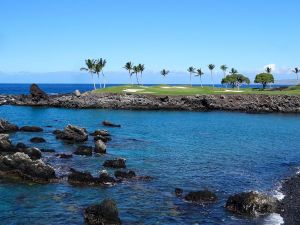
[0,105,299,224]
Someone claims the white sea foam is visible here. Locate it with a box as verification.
[263,213,284,225]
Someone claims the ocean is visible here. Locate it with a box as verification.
[0,105,299,224]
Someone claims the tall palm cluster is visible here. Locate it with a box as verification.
[123,62,145,85]
[80,58,107,89]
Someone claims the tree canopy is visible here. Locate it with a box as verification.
[254,73,274,89]
[221,74,250,89]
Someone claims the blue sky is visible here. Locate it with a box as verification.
[0,0,299,84]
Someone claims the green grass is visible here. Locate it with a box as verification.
[93,85,300,96]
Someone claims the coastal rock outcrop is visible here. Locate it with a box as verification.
[94,135,111,142]
[0,119,19,133]
[91,130,110,137]
[0,152,56,183]
[55,125,88,143]
[225,191,278,215]
[114,170,136,180]
[74,146,93,156]
[0,134,14,152]
[20,147,42,160]
[94,140,106,154]
[103,158,126,169]
[20,126,43,132]
[102,120,121,128]
[68,168,115,186]
[184,190,217,203]
[84,199,122,225]
[29,83,48,102]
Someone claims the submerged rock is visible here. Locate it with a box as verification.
[102,120,121,128]
[74,146,93,156]
[225,191,278,215]
[175,188,183,197]
[55,153,73,159]
[30,137,46,143]
[0,119,19,133]
[55,125,88,143]
[94,140,106,154]
[114,170,136,179]
[84,199,121,225]
[184,190,217,203]
[40,148,56,153]
[103,158,126,169]
[29,83,48,102]
[20,126,43,132]
[68,168,115,186]
[0,152,56,183]
[0,134,14,152]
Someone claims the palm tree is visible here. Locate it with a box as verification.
[195,68,204,88]
[292,67,300,83]
[80,59,96,90]
[137,64,145,86]
[229,68,238,75]
[208,64,215,89]
[97,58,107,88]
[94,61,103,89]
[133,66,140,85]
[220,65,228,78]
[124,62,134,85]
[160,69,170,77]
[187,66,196,86]
[265,67,272,74]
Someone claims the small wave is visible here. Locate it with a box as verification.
[263,213,284,225]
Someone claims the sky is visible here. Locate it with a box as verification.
[0,0,299,84]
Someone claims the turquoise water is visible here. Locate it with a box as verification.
[0,105,300,224]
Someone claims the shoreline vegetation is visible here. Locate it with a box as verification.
[80,59,300,92]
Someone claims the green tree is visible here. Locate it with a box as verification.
[124,62,134,85]
[187,66,196,86]
[254,73,274,89]
[195,68,204,88]
[292,67,300,83]
[221,74,250,91]
[220,65,228,78]
[137,64,145,86]
[80,59,96,90]
[208,64,216,88]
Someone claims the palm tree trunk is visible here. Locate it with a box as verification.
[211,71,214,89]
[101,71,106,88]
[91,72,96,90]
[136,73,139,85]
[200,76,203,88]
[140,73,143,86]
[190,73,192,87]
[98,74,102,89]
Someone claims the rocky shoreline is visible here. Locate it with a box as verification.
[279,174,300,224]
[0,84,300,113]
